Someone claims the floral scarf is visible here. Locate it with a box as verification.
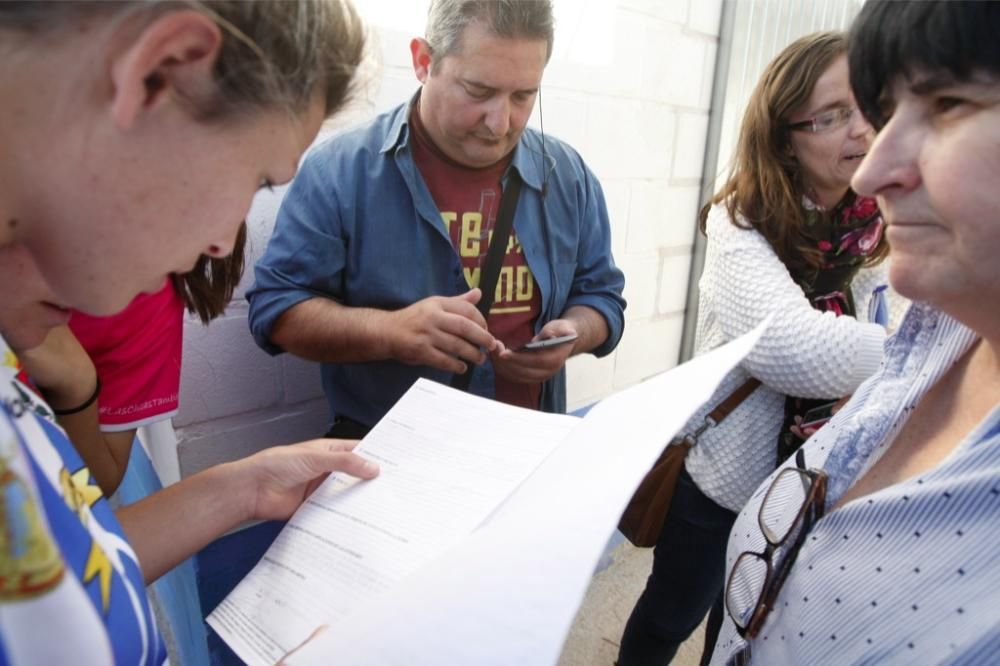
[776,190,885,464]
[794,190,884,316]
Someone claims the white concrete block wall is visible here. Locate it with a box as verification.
[566,0,720,406]
[174,0,722,477]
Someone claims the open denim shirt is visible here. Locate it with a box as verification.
[247,98,625,427]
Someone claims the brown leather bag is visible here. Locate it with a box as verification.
[618,378,761,547]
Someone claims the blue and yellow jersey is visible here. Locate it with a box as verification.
[0,336,165,664]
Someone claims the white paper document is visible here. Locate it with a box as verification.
[208,380,580,665]
[210,323,765,665]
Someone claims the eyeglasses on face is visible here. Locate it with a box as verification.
[724,462,828,640]
[787,106,856,134]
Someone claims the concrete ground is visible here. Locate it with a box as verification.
[558,540,707,666]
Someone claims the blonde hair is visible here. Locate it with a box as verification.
[0,0,366,120]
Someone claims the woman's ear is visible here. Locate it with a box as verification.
[108,10,223,130]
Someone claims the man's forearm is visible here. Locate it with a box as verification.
[562,305,609,356]
[269,297,396,363]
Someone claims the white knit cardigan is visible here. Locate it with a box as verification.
[682,203,905,512]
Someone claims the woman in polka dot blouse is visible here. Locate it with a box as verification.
[711,1,1000,663]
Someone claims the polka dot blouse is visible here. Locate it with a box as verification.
[711,304,1000,665]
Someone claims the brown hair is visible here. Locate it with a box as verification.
[699,31,888,278]
[171,222,247,324]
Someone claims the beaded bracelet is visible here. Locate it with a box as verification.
[51,377,102,416]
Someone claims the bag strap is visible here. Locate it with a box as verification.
[450,169,523,391]
[678,377,761,447]
[707,377,761,424]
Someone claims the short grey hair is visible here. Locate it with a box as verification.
[425,0,554,69]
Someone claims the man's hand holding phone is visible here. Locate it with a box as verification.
[491,323,579,384]
[516,333,578,352]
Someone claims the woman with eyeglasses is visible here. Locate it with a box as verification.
[711,1,1000,663]
[619,32,898,666]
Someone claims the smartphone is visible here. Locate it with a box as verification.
[518,333,578,351]
[800,401,838,430]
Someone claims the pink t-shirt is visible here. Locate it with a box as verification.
[69,284,183,431]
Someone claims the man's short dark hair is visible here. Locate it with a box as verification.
[849,0,1000,129]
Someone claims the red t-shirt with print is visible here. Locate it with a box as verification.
[409,104,542,410]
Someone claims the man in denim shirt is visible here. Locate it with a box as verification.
[247,0,625,435]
